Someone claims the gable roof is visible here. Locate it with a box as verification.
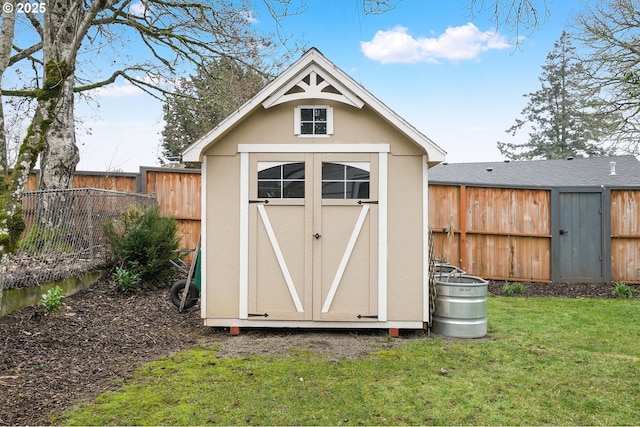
[429,155,640,188]
[182,48,446,165]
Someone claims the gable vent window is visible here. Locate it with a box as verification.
[294,105,333,137]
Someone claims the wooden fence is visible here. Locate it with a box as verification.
[22,168,201,261]
[429,185,552,282]
[611,190,640,283]
[430,184,640,284]
[20,168,640,283]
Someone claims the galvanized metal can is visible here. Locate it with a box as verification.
[431,275,488,338]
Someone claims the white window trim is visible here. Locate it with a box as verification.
[239,143,389,153]
[422,155,429,323]
[239,144,388,322]
[294,105,334,137]
[200,156,208,320]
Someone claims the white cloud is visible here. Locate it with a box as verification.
[361,23,509,64]
[129,1,149,17]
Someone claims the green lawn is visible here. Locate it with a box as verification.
[60,297,640,426]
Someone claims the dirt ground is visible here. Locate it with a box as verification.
[0,276,624,426]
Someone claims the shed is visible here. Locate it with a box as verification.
[429,155,640,283]
[183,48,446,331]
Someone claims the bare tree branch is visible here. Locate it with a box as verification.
[9,42,43,66]
[468,0,551,44]
[26,11,44,39]
[361,0,400,15]
[573,0,640,155]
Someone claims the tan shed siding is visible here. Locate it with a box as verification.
[204,154,241,318]
[210,101,426,156]
[611,189,640,283]
[386,154,424,321]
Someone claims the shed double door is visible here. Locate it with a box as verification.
[247,152,379,322]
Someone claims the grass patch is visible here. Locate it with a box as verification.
[59,297,640,426]
[502,281,526,295]
[612,281,638,299]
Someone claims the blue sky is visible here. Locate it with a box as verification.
[75,0,583,172]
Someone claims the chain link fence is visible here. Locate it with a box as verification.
[2,188,155,290]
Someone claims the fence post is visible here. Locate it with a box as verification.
[86,189,95,263]
[459,185,467,272]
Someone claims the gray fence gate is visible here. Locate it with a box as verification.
[552,188,610,283]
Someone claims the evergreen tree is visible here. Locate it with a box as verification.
[498,31,616,160]
[160,58,267,165]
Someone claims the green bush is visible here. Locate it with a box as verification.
[103,205,180,287]
[112,265,143,293]
[612,281,637,299]
[502,281,525,295]
[42,286,66,313]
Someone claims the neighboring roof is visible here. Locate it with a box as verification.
[183,47,446,165]
[429,155,640,188]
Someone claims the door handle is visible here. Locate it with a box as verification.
[313,233,321,239]
[559,229,568,235]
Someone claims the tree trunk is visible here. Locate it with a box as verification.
[33,0,83,230]
[0,1,16,179]
[0,97,58,288]
[1,0,100,290]
[37,77,80,229]
[39,79,79,191]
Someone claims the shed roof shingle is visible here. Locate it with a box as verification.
[428,155,640,188]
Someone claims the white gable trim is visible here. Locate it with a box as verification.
[422,155,430,323]
[263,66,365,109]
[183,48,446,164]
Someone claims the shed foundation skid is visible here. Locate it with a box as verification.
[207,320,426,330]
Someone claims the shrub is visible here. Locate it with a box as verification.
[103,205,180,287]
[42,286,66,313]
[503,281,525,295]
[612,281,637,299]
[112,265,143,293]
